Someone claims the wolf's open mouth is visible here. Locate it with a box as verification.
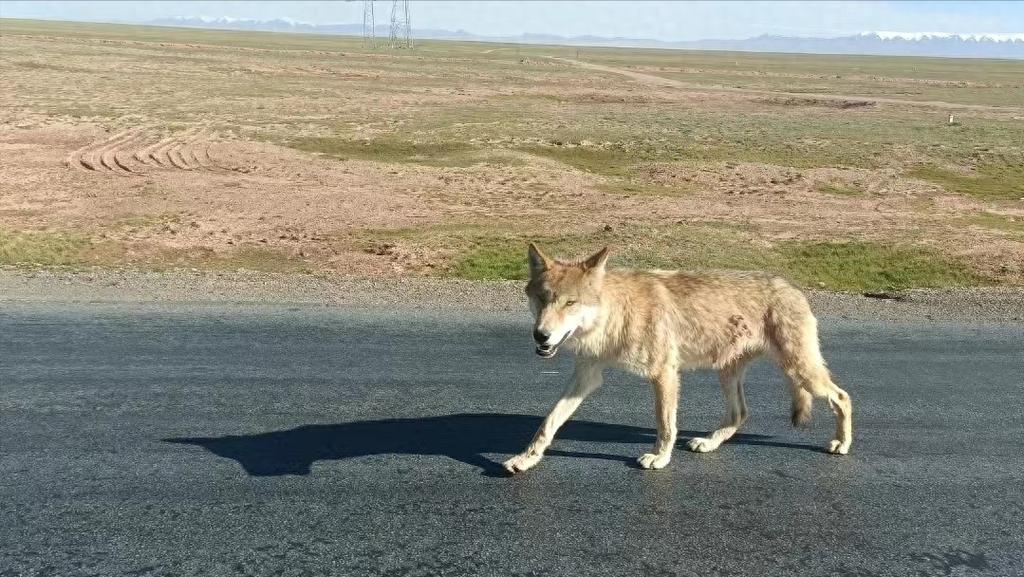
[534,330,573,358]
[535,345,558,358]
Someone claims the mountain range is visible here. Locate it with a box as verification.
[149,17,1024,59]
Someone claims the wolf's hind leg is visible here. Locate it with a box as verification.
[503,361,603,474]
[823,378,853,455]
[774,323,853,454]
[766,285,854,454]
[786,367,852,455]
[638,367,680,469]
[687,355,754,453]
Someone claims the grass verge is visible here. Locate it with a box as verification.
[0,229,308,273]
[0,230,92,266]
[775,242,984,292]
[359,224,986,291]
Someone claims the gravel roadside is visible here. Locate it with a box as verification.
[1,267,1022,324]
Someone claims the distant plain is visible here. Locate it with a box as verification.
[1,18,1022,291]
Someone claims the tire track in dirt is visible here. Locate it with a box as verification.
[67,128,134,172]
[177,128,239,173]
[133,134,174,168]
[100,129,150,175]
[179,129,208,170]
[182,129,229,172]
[551,57,1023,113]
[67,126,241,175]
[113,132,157,173]
[166,136,193,170]
[144,129,196,169]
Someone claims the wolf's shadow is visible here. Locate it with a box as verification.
[165,413,821,477]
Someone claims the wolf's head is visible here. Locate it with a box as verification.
[525,243,610,358]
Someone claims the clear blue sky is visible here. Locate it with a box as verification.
[1,1,1021,40]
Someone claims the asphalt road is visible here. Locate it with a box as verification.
[1,302,1022,577]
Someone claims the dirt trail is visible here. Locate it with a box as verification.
[551,57,1023,112]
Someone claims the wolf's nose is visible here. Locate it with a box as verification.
[533,329,550,344]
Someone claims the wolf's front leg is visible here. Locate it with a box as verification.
[638,369,680,470]
[503,361,603,474]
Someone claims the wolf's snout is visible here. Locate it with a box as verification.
[533,328,551,344]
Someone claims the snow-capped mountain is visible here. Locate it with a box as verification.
[146,17,1024,59]
[688,32,1024,58]
[867,31,1024,43]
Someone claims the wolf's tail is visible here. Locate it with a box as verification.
[790,384,814,427]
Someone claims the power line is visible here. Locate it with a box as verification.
[362,0,376,48]
[388,0,412,49]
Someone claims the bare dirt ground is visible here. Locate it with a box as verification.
[1,121,611,275]
[1,20,1022,288]
[7,120,1020,280]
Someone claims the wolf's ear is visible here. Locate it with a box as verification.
[582,246,610,272]
[527,242,553,276]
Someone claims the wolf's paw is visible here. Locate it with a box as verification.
[827,439,851,455]
[686,437,720,453]
[637,452,671,470]
[503,453,542,474]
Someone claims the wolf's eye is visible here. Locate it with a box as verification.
[565,300,578,307]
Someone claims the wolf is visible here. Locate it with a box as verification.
[503,244,853,474]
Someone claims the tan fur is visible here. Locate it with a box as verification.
[503,244,853,474]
